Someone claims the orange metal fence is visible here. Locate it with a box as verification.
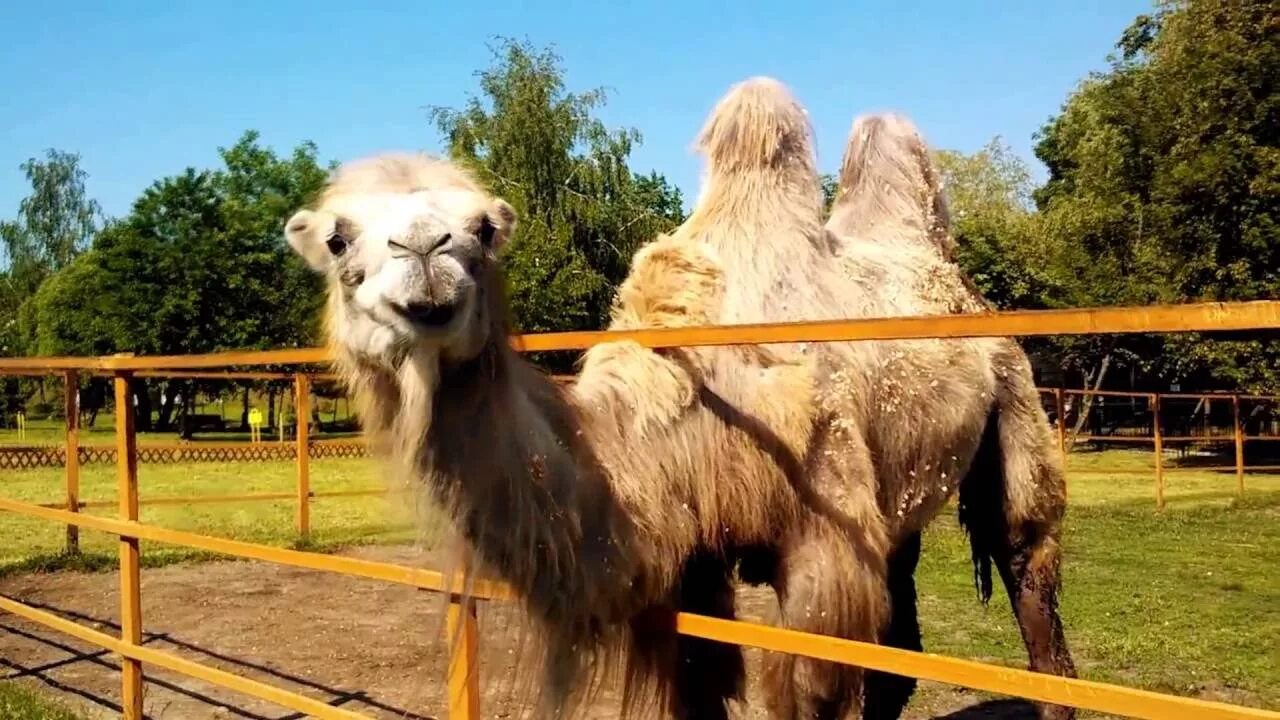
[1,300,1280,720]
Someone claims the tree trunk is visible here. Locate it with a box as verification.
[267,388,277,430]
[84,379,106,428]
[131,378,153,432]
[178,389,195,440]
[156,382,181,431]
[240,386,251,432]
[1069,353,1112,445]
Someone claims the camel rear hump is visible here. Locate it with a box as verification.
[827,112,953,258]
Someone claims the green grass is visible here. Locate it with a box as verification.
[0,411,358,446]
[1,414,148,446]
[914,451,1280,708]
[0,682,84,720]
[0,449,1276,709]
[0,456,428,571]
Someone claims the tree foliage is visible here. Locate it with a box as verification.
[1032,0,1279,391]
[21,132,328,430]
[936,138,1050,311]
[0,149,103,356]
[429,38,685,333]
[27,131,327,358]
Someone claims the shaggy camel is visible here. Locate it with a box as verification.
[282,152,827,719]
[280,79,1074,720]
[665,78,1076,719]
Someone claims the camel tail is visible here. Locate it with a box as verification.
[829,112,953,257]
[958,345,1068,605]
[957,405,1002,604]
[694,76,816,173]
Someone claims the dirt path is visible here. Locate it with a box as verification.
[0,545,1056,719]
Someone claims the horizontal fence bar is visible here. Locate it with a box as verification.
[3,496,1278,719]
[674,614,1280,720]
[1063,389,1158,399]
[1,301,1277,372]
[33,488,388,510]
[0,594,366,720]
[0,497,511,601]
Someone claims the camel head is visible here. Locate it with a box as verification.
[284,153,516,369]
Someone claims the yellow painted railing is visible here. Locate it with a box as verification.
[1,300,1279,719]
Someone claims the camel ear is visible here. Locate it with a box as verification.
[480,198,517,251]
[284,209,339,271]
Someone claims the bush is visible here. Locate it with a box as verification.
[27,402,54,421]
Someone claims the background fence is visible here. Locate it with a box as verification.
[1,301,1279,720]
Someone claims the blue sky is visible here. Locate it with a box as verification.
[0,1,1151,220]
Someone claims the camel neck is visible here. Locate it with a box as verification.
[425,348,645,632]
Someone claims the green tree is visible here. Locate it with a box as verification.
[0,149,102,303]
[1033,0,1279,392]
[0,149,103,422]
[936,138,1050,310]
[429,38,685,335]
[27,131,329,430]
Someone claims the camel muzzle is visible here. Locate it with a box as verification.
[391,300,457,328]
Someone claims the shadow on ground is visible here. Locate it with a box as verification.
[1,598,435,720]
[932,699,1039,719]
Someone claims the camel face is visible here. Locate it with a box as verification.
[285,183,515,365]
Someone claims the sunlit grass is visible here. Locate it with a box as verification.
[0,449,1275,710]
[0,456,427,570]
[0,682,84,720]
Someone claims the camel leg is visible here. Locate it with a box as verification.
[671,550,745,720]
[992,524,1077,720]
[764,518,887,720]
[962,347,1078,720]
[861,531,922,720]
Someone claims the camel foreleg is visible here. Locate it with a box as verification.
[861,531,923,720]
[671,550,745,720]
[763,516,888,720]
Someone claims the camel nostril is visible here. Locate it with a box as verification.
[428,233,452,254]
[394,301,456,328]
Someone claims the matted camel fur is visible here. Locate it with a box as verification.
[280,77,1076,720]
[669,77,1076,719]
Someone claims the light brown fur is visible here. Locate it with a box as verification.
[283,79,1075,720]
[284,146,849,719]
[675,89,1078,719]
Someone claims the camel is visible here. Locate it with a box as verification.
[282,152,829,719]
[279,78,1074,720]
[663,78,1076,719]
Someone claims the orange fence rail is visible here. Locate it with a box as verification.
[1,300,1279,719]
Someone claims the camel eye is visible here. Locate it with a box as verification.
[327,217,359,256]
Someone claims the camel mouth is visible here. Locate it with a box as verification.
[392,301,456,329]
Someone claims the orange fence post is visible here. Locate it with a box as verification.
[1054,388,1068,460]
[1232,394,1245,495]
[294,374,311,540]
[63,370,80,554]
[1152,393,1165,510]
[113,370,144,718]
[446,595,481,719]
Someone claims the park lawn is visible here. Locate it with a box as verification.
[0,413,355,447]
[912,452,1280,709]
[0,681,84,720]
[0,414,161,446]
[0,449,1276,710]
[0,456,427,569]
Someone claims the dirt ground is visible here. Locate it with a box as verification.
[0,545,1062,720]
